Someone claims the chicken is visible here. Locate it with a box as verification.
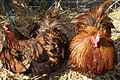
[0,10,68,75]
[69,0,116,74]
[0,23,32,73]
[29,11,68,75]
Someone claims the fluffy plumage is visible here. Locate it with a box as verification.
[0,10,68,75]
[30,11,68,75]
[69,0,116,74]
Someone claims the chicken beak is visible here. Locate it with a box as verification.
[91,31,101,48]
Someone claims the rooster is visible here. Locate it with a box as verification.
[69,0,116,74]
[1,10,68,75]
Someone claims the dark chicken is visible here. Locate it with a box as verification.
[29,11,68,75]
[0,11,68,75]
[69,0,116,74]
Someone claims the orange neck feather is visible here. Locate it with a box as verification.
[5,31,18,47]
